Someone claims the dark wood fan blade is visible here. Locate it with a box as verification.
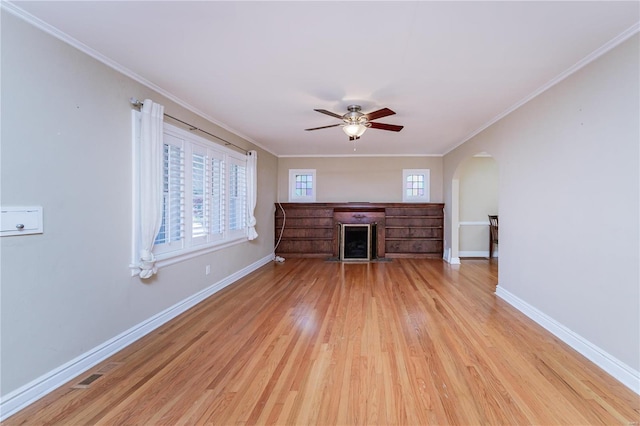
[369,122,404,132]
[314,109,343,119]
[305,123,341,131]
[365,108,395,121]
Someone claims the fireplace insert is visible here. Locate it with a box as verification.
[340,224,373,261]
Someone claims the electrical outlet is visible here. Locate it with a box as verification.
[205,265,211,275]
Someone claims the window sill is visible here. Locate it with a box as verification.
[401,198,431,203]
[129,236,247,277]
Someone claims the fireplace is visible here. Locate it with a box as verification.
[340,224,373,261]
[333,208,385,261]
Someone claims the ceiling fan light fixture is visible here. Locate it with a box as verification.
[306,104,402,141]
[343,123,367,138]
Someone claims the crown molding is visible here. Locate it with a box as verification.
[4,1,637,160]
[444,21,640,156]
[1,1,277,157]
[278,153,443,158]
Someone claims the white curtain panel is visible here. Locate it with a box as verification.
[247,150,258,240]
[139,99,165,278]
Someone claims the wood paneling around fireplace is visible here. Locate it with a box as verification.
[274,203,444,259]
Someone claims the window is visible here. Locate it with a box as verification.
[154,133,185,254]
[402,169,430,202]
[132,114,249,270]
[210,153,224,238]
[289,169,316,202]
[191,151,207,240]
[228,158,247,235]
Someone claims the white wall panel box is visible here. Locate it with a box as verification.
[1,206,43,236]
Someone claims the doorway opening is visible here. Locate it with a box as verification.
[451,153,499,263]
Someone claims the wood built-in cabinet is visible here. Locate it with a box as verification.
[274,205,335,257]
[274,203,444,259]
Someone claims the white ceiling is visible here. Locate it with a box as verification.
[9,1,640,156]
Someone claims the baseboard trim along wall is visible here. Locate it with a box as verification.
[443,248,461,265]
[495,285,640,395]
[0,254,273,421]
[459,250,498,258]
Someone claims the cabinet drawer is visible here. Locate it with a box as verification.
[386,227,442,239]
[385,217,442,227]
[277,240,334,254]
[280,228,334,239]
[278,208,333,218]
[276,217,334,227]
[386,239,443,254]
[334,212,384,224]
[385,207,442,216]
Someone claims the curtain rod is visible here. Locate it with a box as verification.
[130,98,248,154]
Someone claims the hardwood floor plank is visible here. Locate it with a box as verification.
[5,258,639,425]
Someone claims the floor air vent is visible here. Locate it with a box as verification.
[73,374,102,389]
[72,362,123,389]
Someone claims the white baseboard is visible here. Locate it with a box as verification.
[495,285,640,395]
[459,250,498,258]
[458,221,490,226]
[443,248,461,265]
[0,254,273,421]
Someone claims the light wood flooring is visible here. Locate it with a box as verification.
[4,258,639,425]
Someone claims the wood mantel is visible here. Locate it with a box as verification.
[274,203,444,259]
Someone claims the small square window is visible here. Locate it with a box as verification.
[403,169,430,202]
[289,169,316,202]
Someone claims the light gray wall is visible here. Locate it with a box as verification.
[1,13,277,396]
[277,156,444,203]
[458,157,499,253]
[443,35,639,371]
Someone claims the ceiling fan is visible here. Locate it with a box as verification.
[305,105,404,140]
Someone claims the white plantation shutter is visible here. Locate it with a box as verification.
[228,160,247,235]
[210,154,224,239]
[191,148,209,244]
[154,134,185,253]
[132,118,252,274]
